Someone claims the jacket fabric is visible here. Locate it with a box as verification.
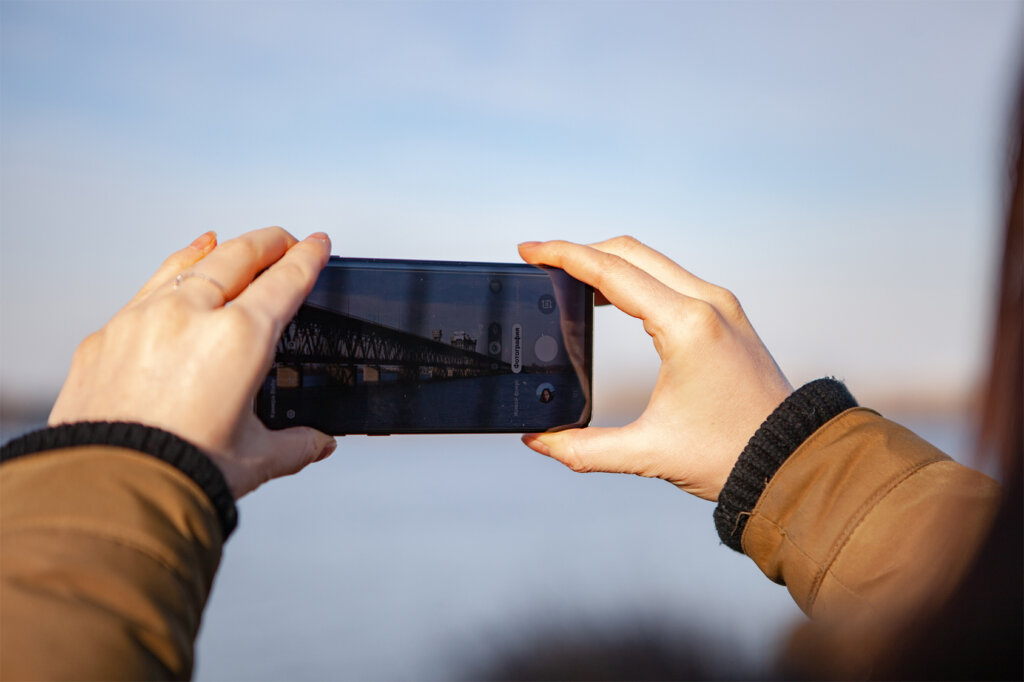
[0,380,1003,680]
[745,407,1001,677]
[0,446,222,680]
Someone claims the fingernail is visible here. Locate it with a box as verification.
[518,241,541,248]
[316,438,337,462]
[308,232,330,244]
[521,435,550,456]
[191,231,216,250]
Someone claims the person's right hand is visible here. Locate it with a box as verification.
[518,236,794,501]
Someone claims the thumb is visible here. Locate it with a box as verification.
[522,425,646,476]
[259,426,337,480]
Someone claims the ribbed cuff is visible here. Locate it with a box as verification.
[1,422,237,540]
[713,378,858,552]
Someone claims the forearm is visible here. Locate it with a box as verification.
[1,424,232,681]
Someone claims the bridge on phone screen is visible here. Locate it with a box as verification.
[275,304,511,375]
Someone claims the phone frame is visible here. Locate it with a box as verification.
[256,256,594,435]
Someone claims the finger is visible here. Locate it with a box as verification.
[588,235,719,301]
[231,232,331,342]
[256,427,337,485]
[175,226,300,306]
[519,240,686,323]
[126,231,218,308]
[522,426,647,476]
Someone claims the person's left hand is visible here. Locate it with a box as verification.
[518,237,793,501]
[48,226,336,498]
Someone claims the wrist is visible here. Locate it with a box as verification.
[713,378,858,552]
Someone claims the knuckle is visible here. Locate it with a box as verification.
[607,234,643,252]
[222,233,262,263]
[686,298,726,339]
[264,225,297,248]
[276,257,316,287]
[692,297,721,324]
[710,286,744,319]
[565,458,591,474]
[154,290,197,325]
[643,311,676,341]
[72,330,103,362]
[109,298,187,344]
[228,304,274,340]
[561,444,592,474]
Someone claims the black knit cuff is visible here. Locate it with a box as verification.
[1,422,237,540]
[713,378,857,552]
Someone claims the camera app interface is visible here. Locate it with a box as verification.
[258,260,591,433]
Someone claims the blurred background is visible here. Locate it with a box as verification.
[1,1,1021,679]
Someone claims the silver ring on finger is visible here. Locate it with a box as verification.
[174,271,227,305]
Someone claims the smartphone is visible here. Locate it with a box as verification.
[255,257,593,434]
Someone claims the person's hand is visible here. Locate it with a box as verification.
[48,226,336,499]
[518,236,793,501]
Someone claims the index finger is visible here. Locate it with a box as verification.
[231,232,332,341]
[588,235,721,302]
[518,240,686,323]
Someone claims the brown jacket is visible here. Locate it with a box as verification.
[0,409,1002,680]
[1,447,222,680]
[744,408,1002,677]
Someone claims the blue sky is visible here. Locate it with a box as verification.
[1,0,1022,411]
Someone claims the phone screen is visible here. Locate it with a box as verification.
[256,257,593,434]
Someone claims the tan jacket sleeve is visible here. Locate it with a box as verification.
[0,446,223,681]
[741,407,1002,675]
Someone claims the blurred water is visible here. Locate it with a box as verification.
[1,411,973,680]
[191,411,972,681]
